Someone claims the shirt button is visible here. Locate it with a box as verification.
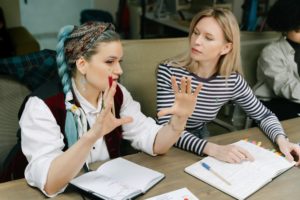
[93,147,95,150]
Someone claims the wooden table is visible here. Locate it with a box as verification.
[1,118,300,200]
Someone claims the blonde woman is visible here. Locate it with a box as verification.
[156,7,300,165]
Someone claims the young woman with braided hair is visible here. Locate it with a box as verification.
[18,22,201,196]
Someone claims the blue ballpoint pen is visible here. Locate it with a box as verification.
[201,162,231,186]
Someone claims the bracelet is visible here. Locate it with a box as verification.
[167,119,185,133]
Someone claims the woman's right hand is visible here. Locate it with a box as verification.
[204,142,254,163]
[91,81,133,138]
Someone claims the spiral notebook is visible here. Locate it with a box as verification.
[185,140,295,200]
[71,158,164,200]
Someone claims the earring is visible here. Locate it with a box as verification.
[80,75,87,92]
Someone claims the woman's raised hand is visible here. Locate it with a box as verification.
[92,81,133,138]
[157,76,202,119]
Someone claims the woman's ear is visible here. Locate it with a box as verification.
[220,42,233,55]
[76,57,87,75]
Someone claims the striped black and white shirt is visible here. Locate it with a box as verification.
[156,64,285,155]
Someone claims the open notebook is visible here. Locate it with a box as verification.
[185,140,295,200]
[71,157,164,200]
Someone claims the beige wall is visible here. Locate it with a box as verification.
[0,0,21,28]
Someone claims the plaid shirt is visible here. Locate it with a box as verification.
[0,49,57,91]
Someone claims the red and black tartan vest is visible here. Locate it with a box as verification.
[0,77,135,182]
[42,81,124,157]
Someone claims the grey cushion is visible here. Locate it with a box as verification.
[0,75,30,167]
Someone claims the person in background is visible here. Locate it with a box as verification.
[254,0,300,121]
[156,7,300,165]
[10,22,201,197]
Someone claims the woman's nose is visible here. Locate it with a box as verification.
[113,63,123,75]
[195,35,203,45]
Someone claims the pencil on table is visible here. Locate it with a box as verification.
[201,162,231,186]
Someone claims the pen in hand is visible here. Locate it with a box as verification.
[201,162,231,186]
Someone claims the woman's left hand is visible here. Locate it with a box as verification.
[91,81,133,139]
[157,76,202,119]
[152,76,202,154]
[277,135,300,166]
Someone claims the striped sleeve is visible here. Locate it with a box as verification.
[156,64,208,155]
[232,74,286,142]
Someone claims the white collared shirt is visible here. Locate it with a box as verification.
[254,36,300,103]
[20,81,161,197]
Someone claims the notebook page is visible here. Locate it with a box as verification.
[185,140,295,199]
[97,158,164,193]
[235,141,295,176]
[70,171,138,200]
[185,158,270,199]
[145,187,199,200]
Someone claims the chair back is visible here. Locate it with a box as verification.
[0,75,30,173]
[240,31,280,87]
[120,37,189,118]
[80,9,113,24]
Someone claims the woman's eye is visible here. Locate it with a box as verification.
[106,60,114,64]
[205,36,213,41]
[193,30,199,35]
